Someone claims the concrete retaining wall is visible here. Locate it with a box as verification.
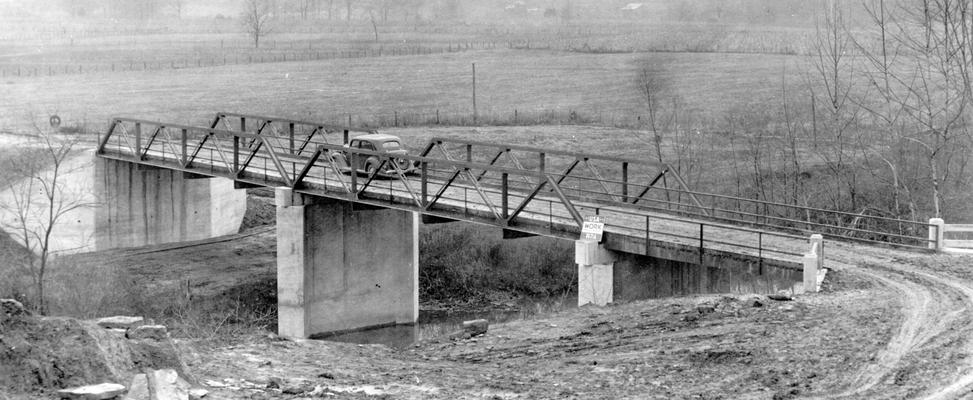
[613,252,803,301]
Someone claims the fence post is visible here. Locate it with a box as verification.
[929,218,945,251]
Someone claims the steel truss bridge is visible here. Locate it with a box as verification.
[97,112,938,269]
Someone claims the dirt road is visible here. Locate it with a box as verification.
[170,236,973,399]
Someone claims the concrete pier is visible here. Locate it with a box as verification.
[576,240,617,306]
[93,158,246,250]
[275,188,419,339]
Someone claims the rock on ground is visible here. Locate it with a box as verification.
[0,309,186,398]
[56,383,126,400]
[96,316,145,329]
[123,370,194,400]
[126,325,168,341]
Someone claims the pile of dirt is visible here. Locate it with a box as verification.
[0,299,188,398]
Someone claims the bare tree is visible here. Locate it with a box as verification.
[243,0,274,48]
[0,128,90,313]
[807,0,865,212]
[298,0,312,19]
[849,0,973,219]
[345,0,356,20]
[636,61,673,166]
[168,0,184,18]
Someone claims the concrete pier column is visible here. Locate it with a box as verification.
[93,157,246,250]
[576,240,617,307]
[275,188,419,339]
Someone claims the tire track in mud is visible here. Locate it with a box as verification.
[818,244,973,399]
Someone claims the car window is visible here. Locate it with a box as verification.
[349,140,359,148]
[381,141,401,150]
[360,141,377,151]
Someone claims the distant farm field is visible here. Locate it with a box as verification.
[1,49,803,133]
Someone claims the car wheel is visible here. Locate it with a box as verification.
[331,152,349,173]
[394,158,411,171]
[365,159,380,177]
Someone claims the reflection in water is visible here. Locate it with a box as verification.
[316,297,575,349]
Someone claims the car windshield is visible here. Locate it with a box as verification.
[381,140,402,150]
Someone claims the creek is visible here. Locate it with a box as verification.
[314,295,576,349]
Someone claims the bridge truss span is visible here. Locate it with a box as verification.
[96,114,938,273]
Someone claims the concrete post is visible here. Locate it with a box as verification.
[803,252,818,293]
[575,239,616,307]
[275,188,418,339]
[929,218,945,251]
[810,234,824,271]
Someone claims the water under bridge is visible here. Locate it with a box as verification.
[94,112,938,338]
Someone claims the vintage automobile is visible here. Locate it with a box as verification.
[330,133,417,176]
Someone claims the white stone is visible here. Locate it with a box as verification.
[57,383,126,400]
[146,369,190,400]
[96,316,144,329]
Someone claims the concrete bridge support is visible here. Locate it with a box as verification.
[577,238,808,306]
[275,188,419,339]
[94,158,246,250]
[576,240,617,307]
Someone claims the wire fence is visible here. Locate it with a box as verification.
[300,108,646,131]
[0,41,501,78]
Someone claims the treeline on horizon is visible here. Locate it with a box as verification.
[5,0,871,27]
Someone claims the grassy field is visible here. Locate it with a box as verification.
[2,48,803,134]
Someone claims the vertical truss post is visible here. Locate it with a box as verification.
[466,144,473,162]
[180,128,187,165]
[501,172,509,221]
[758,232,764,275]
[233,136,240,174]
[350,152,358,195]
[698,223,706,293]
[645,216,651,254]
[134,122,142,161]
[343,129,349,145]
[539,152,546,172]
[289,123,295,154]
[421,161,428,208]
[622,162,629,203]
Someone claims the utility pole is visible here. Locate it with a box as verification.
[472,63,477,124]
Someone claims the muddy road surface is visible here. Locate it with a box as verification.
[168,239,973,399]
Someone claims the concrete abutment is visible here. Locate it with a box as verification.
[93,157,246,251]
[576,237,806,306]
[275,188,418,339]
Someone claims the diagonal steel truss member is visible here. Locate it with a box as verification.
[212,112,377,154]
[419,137,709,216]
